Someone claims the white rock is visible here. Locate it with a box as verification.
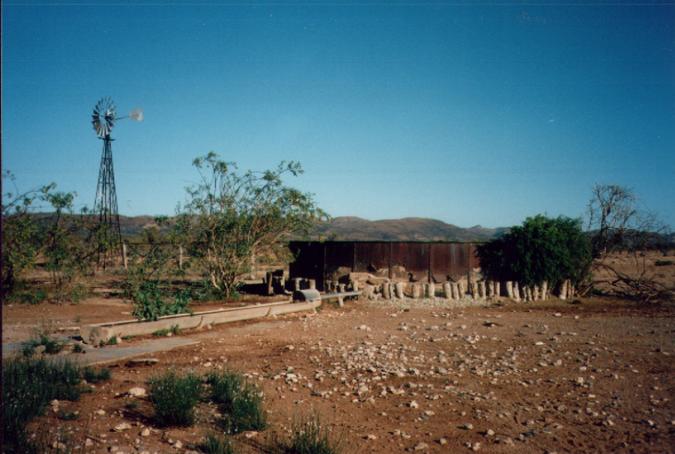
[128,387,146,397]
[113,422,132,432]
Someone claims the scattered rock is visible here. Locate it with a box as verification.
[128,387,147,398]
[113,422,132,432]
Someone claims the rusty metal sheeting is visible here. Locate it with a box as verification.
[354,242,390,275]
[289,241,480,290]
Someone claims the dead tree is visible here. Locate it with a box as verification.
[587,184,673,303]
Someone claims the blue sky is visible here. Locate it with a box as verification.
[3,1,674,227]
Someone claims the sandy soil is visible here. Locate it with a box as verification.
[13,296,675,454]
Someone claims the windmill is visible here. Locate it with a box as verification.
[91,97,143,266]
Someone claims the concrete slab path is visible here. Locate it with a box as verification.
[2,337,199,366]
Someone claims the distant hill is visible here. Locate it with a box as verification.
[28,214,508,242]
[308,216,509,242]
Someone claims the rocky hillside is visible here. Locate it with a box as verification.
[309,216,508,241]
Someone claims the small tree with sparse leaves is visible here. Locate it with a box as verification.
[176,152,327,297]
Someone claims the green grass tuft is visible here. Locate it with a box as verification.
[207,371,266,434]
[2,357,82,452]
[198,433,236,454]
[82,366,111,383]
[20,334,65,357]
[148,370,202,426]
[281,414,342,454]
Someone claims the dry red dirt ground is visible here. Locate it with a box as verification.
[8,295,674,454]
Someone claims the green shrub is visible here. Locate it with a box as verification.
[278,414,341,454]
[10,289,47,305]
[82,366,111,383]
[99,336,118,347]
[149,370,202,426]
[222,386,266,434]
[207,371,244,407]
[477,215,592,288]
[2,357,82,452]
[131,281,191,321]
[207,371,266,434]
[20,334,65,357]
[655,259,673,267]
[199,433,236,454]
[153,324,181,337]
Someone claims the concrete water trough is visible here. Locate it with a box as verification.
[80,299,321,345]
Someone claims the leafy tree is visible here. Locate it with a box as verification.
[42,192,98,302]
[1,171,55,297]
[477,215,591,289]
[177,152,326,297]
[124,218,192,320]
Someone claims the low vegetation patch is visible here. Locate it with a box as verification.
[21,333,66,357]
[82,366,111,383]
[149,370,202,426]
[274,414,341,454]
[8,288,48,305]
[207,370,267,434]
[152,324,181,337]
[131,281,191,321]
[2,357,82,452]
[198,433,236,454]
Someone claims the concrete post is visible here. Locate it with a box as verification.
[425,282,435,299]
[382,283,391,299]
[559,280,568,300]
[541,281,548,300]
[487,281,495,298]
[122,243,128,270]
[293,278,302,292]
[266,271,274,296]
[458,281,465,298]
[495,281,501,298]
[351,280,359,292]
[513,282,521,301]
[395,282,405,299]
[443,282,451,299]
[470,282,478,299]
[533,285,540,301]
[505,281,513,299]
[338,283,346,293]
[308,279,316,290]
[178,245,183,270]
[478,281,486,299]
[411,283,421,299]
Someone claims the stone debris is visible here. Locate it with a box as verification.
[113,422,132,432]
[127,387,147,397]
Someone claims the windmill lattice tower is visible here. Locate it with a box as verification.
[91,97,142,266]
